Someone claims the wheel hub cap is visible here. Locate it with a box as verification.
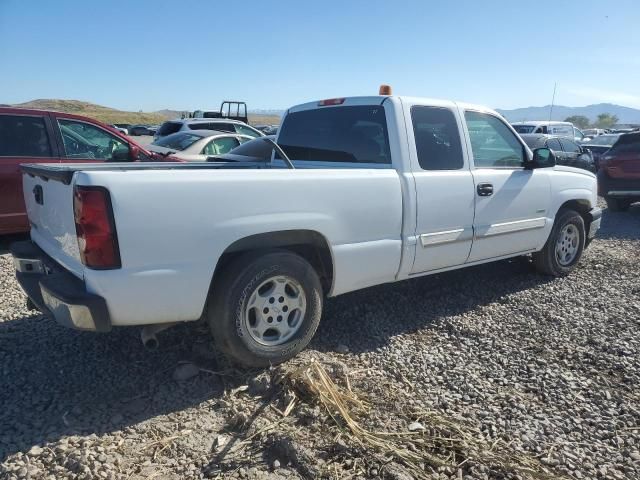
[243,275,306,346]
[555,224,579,266]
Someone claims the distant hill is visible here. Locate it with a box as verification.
[6,99,281,126]
[12,99,168,125]
[497,103,640,124]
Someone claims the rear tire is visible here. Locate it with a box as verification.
[533,209,585,277]
[207,250,323,367]
[605,197,631,212]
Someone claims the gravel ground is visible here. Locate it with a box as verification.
[1,203,639,479]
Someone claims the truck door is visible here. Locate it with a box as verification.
[407,103,475,273]
[463,110,551,262]
[0,112,58,234]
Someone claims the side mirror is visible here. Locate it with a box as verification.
[112,145,130,161]
[129,144,140,161]
[530,147,556,169]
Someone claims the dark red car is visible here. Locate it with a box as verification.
[0,107,160,235]
[597,132,640,211]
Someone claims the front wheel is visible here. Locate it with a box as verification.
[533,209,585,277]
[207,250,323,367]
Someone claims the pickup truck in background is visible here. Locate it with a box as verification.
[11,91,602,367]
[0,107,157,235]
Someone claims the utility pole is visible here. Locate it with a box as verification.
[549,83,557,122]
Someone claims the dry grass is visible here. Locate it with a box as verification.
[277,358,564,480]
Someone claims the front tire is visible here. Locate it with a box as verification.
[605,197,631,212]
[208,250,323,367]
[533,209,585,277]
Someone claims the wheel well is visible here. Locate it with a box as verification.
[212,230,334,295]
[557,199,592,228]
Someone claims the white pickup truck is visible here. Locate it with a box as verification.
[12,91,602,367]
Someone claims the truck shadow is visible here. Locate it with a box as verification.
[312,256,554,354]
[0,318,232,461]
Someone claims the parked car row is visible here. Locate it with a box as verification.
[520,134,595,172]
[129,124,159,136]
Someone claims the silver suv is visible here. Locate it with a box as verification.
[155,118,264,141]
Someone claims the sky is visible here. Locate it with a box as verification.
[1,0,640,112]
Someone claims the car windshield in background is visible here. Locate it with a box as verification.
[152,132,201,151]
[587,134,620,146]
[512,125,536,134]
[278,105,391,164]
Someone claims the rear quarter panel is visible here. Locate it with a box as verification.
[77,168,403,326]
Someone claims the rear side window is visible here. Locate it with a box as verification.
[609,134,640,154]
[464,111,524,168]
[158,121,182,136]
[411,106,463,170]
[512,125,536,134]
[235,124,261,138]
[560,139,580,153]
[547,138,562,151]
[278,105,391,164]
[189,122,235,133]
[0,115,52,157]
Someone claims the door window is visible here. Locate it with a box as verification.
[411,106,464,170]
[235,124,261,138]
[209,137,240,154]
[464,111,525,168]
[0,115,52,157]
[547,138,562,151]
[58,119,130,161]
[560,139,580,153]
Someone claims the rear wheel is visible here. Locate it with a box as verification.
[533,209,585,277]
[207,250,323,367]
[605,196,631,212]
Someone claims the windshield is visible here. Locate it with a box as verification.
[152,132,202,150]
[278,105,391,164]
[587,134,620,146]
[511,125,536,134]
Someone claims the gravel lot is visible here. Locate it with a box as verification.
[1,203,639,479]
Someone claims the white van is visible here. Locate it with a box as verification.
[511,121,587,143]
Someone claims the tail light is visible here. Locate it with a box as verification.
[73,186,121,269]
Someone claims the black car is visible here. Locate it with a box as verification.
[128,124,155,136]
[582,134,621,170]
[520,134,595,172]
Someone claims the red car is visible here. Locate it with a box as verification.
[0,107,160,235]
[598,132,640,211]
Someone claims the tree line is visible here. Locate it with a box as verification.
[564,114,619,129]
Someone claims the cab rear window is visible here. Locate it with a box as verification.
[278,105,391,164]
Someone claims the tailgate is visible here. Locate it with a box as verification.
[22,166,84,278]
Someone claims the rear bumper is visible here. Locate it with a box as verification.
[597,170,640,198]
[10,240,111,332]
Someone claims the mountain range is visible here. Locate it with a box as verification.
[497,103,640,124]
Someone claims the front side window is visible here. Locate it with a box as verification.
[411,106,463,170]
[0,115,52,157]
[209,137,239,155]
[58,119,129,161]
[235,124,261,138]
[464,111,524,168]
[560,139,580,153]
[278,105,391,164]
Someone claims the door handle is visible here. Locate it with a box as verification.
[477,183,493,196]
